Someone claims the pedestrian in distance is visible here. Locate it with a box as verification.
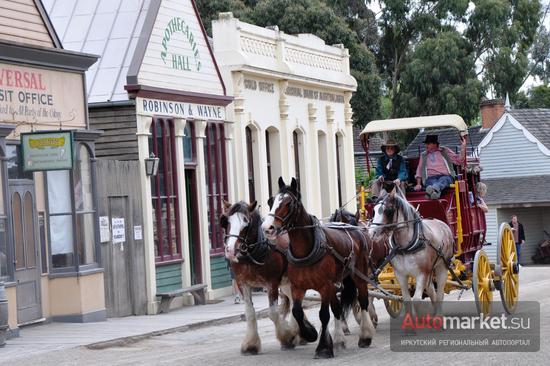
[509,215,525,265]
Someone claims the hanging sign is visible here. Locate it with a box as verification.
[21,130,74,171]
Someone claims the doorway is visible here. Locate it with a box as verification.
[9,180,42,324]
[185,168,202,285]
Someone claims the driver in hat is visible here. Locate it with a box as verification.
[414,134,466,199]
[372,138,408,197]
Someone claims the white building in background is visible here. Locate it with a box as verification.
[213,13,358,218]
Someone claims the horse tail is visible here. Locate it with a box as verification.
[340,275,357,320]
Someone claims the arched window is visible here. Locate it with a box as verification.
[245,126,256,202]
[335,133,344,207]
[293,130,301,192]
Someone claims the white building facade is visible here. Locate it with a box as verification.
[213,13,358,218]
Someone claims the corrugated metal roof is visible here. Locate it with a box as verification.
[43,0,151,103]
[484,175,550,205]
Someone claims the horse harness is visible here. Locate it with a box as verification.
[224,215,285,266]
[369,197,468,289]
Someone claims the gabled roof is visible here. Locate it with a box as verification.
[405,125,487,157]
[44,0,226,103]
[478,108,550,157]
[508,109,550,149]
[44,0,151,102]
[484,175,550,205]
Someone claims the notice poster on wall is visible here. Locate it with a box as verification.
[112,217,125,244]
[134,225,142,240]
[99,216,110,243]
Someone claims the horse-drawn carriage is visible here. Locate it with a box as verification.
[359,114,520,316]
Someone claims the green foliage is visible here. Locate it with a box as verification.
[395,31,484,122]
[516,84,550,107]
[355,166,376,190]
[195,0,251,35]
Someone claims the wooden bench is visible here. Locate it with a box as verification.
[156,284,208,314]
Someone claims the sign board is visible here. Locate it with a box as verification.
[136,97,225,121]
[99,216,110,243]
[21,131,73,171]
[133,225,142,240]
[112,217,125,244]
[0,62,86,126]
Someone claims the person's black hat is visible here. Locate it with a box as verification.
[423,134,439,145]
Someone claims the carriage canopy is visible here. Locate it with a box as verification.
[359,114,468,143]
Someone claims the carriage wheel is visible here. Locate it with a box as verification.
[384,299,403,318]
[497,223,519,314]
[473,250,494,316]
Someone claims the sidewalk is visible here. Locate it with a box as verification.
[1,292,274,362]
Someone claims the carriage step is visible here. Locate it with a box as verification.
[156,284,208,313]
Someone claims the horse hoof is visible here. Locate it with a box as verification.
[241,346,260,355]
[301,327,318,343]
[298,337,308,346]
[314,348,334,359]
[358,338,372,348]
[280,341,296,350]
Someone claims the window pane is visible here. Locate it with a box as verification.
[75,145,93,212]
[183,123,193,163]
[24,192,36,268]
[50,215,74,268]
[12,192,24,270]
[0,162,4,215]
[6,145,33,180]
[47,170,72,214]
[76,213,95,265]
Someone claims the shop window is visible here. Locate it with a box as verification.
[205,121,228,254]
[335,133,343,207]
[265,130,273,198]
[183,122,196,164]
[45,141,99,273]
[149,118,181,263]
[6,144,33,180]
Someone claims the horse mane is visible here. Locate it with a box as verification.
[227,201,262,228]
[279,184,301,201]
[392,194,419,222]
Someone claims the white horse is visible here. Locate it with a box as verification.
[369,188,454,315]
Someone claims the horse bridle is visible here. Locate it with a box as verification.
[268,192,304,234]
[224,213,269,264]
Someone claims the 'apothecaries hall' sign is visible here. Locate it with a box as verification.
[0,63,85,126]
[137,97,225,121]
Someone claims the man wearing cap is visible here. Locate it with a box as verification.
[372,139,408,197]
[414,134,466,199]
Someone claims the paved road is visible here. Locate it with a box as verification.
[4,266,549,366]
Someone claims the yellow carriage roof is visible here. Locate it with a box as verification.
[360,114,468,141]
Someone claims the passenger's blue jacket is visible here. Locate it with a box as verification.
[376,154,408,182]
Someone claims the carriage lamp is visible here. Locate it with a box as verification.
[145,153,160,176]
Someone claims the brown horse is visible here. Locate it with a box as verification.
[262,178,375,358]
[221,200,313,354]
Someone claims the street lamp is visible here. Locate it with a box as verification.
[145,153,159,177]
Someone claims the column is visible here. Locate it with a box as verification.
[278,80,291,179]
[343,92,357,206]
[306,103,321,216]
[136,114,157,314]
[193,119,213,299]
[231,71,248,201]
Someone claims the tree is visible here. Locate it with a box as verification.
[376,0,469,117]
[395,31,483,122]
[195,0,251,35]
[516,84,550,107]
[466,0,542,100]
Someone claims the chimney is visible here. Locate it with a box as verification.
[480,99,505,130]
